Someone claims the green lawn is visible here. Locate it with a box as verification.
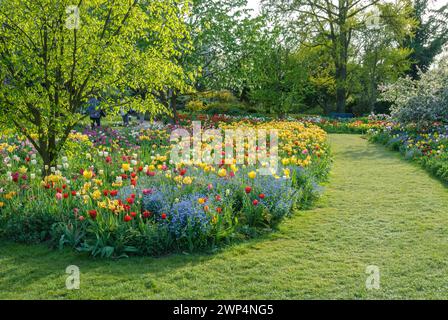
[1,134,448,299]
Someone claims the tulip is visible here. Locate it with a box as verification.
[248,171,256,179]
[88,210,97,220]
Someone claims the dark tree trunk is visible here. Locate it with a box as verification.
[170,90,178,123]
[335,68,346,113]
[40,133,58,177]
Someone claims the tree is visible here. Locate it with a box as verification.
[245,27,312,114]
[354,2,414,113]
[404,0,448,79]
[0,0,190,175]
[262,0,415,113]
[154,0,252,120]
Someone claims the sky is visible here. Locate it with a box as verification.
[247,0,260,15]
[246,0,448,11]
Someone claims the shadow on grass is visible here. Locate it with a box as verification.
[0,224,285,287]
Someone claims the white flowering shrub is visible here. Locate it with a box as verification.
[380,61,448,126]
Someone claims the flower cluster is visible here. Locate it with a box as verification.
[0,117,331,257]
[368,122,448,182]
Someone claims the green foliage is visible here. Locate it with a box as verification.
[185,100,206,113]
[0,0,191,172]
[404,0,448,79]
[181,0,252,90]
[0,211,59,243]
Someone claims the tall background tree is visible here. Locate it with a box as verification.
[261,0,416,113]
[404,0,448,79]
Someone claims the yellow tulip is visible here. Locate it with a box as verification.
[83,170,93,179]
[218,168,227,177]
[248,171,256,179]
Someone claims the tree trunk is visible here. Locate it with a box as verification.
[170,90,178,123]
[40,134,58,177]
[40,149,58,177]
[335,62,347,113]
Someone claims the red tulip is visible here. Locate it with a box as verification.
[245,186,252,194]
[253,199,259,206]
[161,213,167,219]
[259,193,265,199]
[124,215,132,222]
[88,210,97,220]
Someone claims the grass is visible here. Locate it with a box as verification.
[1,134,448,299]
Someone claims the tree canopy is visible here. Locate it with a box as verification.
[0,0,190,173]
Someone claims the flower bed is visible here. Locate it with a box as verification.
[0,119,331,258]
[368,123,448,183]
[299,115,392,134]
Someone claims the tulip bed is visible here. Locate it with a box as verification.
[368,123,448,183]
[0,117,331,258]
[299,116,392,134]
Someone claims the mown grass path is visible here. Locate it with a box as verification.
[1,134,448,299]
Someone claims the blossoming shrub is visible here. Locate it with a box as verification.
[0,119,331,258]
[379,60,448,127]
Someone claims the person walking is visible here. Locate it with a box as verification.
[120,107,130,126]
[87,98,105,129]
